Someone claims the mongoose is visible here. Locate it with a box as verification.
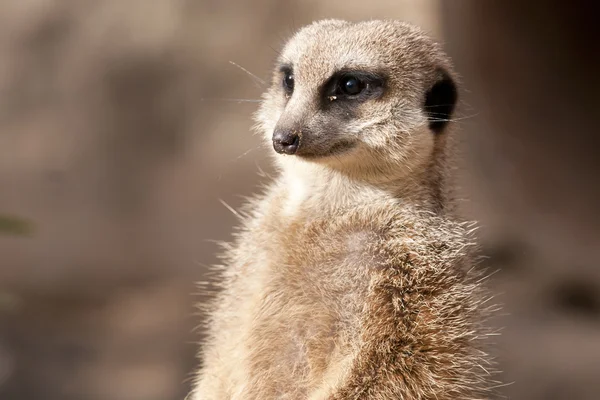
[193,19,495,399]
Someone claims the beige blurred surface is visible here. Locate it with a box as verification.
[0,1,598,399]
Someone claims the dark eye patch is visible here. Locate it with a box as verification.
[321,70,386,106]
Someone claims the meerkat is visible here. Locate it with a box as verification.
[192,19,496,400]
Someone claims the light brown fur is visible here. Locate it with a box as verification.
[193,20,496,399]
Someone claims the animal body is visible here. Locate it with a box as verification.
[192,19,495,400]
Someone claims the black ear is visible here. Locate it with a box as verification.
[424,70,458,133]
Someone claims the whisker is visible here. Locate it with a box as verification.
[424,103,458,108]
[229,61,266,87]
[218,199,243,220]
[229,145,265,163]
[268,44,282,57]
[199,98,261,103]
[427,112,480,123]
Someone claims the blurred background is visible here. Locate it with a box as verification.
[0,1,598,399]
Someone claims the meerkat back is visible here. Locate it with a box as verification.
[193,20,496,400]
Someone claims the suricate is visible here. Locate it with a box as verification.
[193,19,496,399]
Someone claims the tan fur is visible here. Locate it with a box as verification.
[192,20,496,399]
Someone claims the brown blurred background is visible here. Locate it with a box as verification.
[0,1,598,399]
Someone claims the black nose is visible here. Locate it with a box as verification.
[272,130,300,155]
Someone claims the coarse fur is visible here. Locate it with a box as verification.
[192,19,497,399]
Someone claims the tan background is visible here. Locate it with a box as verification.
[0,1,598,399]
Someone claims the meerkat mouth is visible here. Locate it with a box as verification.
[297,139,356,159]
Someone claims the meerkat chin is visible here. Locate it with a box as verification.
[192,19,497,400]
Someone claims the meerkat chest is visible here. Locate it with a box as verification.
[244,211,381,395]
[263,210,379,302]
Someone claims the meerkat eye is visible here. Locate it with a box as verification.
[338,75,365,96]
[282,71,295,94]
[323,71,385,104]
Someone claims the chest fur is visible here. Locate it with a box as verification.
[243,215,380,396]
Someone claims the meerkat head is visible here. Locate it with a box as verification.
[256,19,458,181]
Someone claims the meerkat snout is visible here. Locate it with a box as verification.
[272,128,300,154]
[269,65,386,160]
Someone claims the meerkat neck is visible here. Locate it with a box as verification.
[277,158,449,217]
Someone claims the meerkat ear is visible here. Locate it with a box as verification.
[424,69,458,133]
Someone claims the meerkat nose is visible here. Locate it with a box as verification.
[272,129,300,155]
